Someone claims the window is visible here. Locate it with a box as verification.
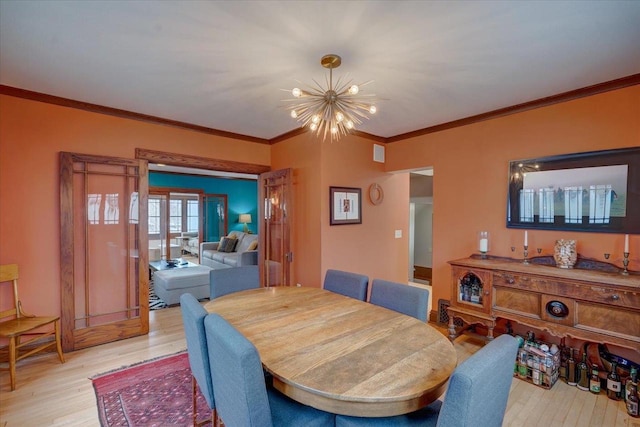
[148,198,161,234]
[187,199,199,232]
[169,199,182,233]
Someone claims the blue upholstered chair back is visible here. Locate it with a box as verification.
[210,265,260,299]
[179,293,215,409]
[436,334,519,427]
[323,269,369,301]
[369,279,429,321]
[335,334,518,427]
[204,313,273,427]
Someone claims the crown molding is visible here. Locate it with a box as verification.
[2,73,638,146]
[0,85,270,145]
[386,73,640,143]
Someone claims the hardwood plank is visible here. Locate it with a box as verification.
[0,305,633,426]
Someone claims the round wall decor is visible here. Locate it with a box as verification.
[369,183,384,205]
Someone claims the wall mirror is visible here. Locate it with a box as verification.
[507,147,640,233]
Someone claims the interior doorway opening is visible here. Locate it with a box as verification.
[409,168,434,316]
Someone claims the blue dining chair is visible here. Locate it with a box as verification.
[204,313,336,427]
[336,334,519,427]
[369,279,429,321]
[323,269,369,301]
[210,265,260,299]
[179,293,218,427]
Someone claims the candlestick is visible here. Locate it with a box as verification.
[624,234,629,253]
[622,252,630,275]
[524,230,528,246]
[523,245,529,264]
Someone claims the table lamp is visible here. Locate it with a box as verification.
[239,213,252,233]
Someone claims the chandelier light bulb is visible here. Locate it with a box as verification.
[292,88,302,98]
[346,120,354,129]
[335,111,344,122]
[290,110,298,119]
[369,105,377,114]
[331,126,338,134]
[311,115,320,124]
[310,123,318,131]
[348,85,359,95]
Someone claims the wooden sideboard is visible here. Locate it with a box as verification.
[447,257,640,353]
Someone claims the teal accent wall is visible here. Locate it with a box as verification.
[150,172,258,234]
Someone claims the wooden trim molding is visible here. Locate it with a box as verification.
[136,148,271,175]
[3,73,638,145]
[387,73,640,142]
[0,85,270,145]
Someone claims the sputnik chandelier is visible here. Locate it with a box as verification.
[285,54,377,141]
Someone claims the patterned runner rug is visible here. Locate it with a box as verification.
[91,352,212,426]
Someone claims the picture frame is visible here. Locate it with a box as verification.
[507,147,640,233]
[330,186,362,225]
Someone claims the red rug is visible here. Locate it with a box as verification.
[92,352,212,427]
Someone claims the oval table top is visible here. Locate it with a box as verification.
[204,286,457,417]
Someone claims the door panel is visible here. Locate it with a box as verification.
[259,169,291,287]
[60,152,148,352]
[203,194,228,243]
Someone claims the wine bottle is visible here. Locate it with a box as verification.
[589,364,601,394]
[627,382,639,418]
[607,361,623,400]
[626,367,638,402]
[566,348,577,386]
[576,352,589,391]
[559,338,568,380]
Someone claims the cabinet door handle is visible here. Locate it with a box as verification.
[507,277,515,284]
[611,294,620,301]
[484,290,490,296]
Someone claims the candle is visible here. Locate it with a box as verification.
[624,234,629,253]
[524,230,528,246]
[479,238,488,252]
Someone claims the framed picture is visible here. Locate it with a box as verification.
[507,147,640,233]
[330,186,362,225]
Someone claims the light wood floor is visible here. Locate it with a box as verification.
[0,305,636,426]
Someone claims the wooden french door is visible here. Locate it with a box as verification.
[60,152,148,352]
[258,169,292,286]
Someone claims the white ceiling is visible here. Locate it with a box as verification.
[1,1,639,141]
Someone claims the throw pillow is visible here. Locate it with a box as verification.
[224,237,238,252]
[247,240,258,251]
[219,237,238,253]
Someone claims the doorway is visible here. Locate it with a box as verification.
[409,169,434,284]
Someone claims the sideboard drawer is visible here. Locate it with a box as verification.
[569,283,640,309]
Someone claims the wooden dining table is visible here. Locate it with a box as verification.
[204,286,457,417]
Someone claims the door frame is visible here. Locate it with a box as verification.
[60,152,148,352]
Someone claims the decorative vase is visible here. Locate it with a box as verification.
[554,239,577,268]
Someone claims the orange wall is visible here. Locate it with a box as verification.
[0,95,270,315]
[319,136,409,289]
[386,85,640,309]
[1,85,638,325]
[271,133,409,289]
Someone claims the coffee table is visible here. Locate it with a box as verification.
[149,258,198,272]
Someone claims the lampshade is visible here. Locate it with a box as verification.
[239,214,252,224]
[284,54,377,142]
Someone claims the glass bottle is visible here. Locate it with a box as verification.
[589,364,601,394]
[626,367,638,403]
[576,352,589,391]
[566,348,577,386]
[559,338,568,380]
[607,361,623,400]
[627,383,639,418]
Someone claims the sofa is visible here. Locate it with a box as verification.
[200,231,258,269]
[179,232,200,256]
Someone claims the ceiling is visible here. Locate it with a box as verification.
[1,1,639,141]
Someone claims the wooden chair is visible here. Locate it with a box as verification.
[0,264,65,390]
